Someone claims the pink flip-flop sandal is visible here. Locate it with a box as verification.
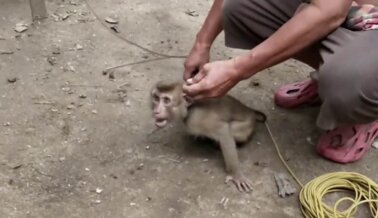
[316,121,378,164]
[274,79,319,108]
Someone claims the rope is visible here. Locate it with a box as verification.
[265,121,378,218]
[84,0,187,59]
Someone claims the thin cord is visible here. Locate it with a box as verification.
[265,121,304,187]
[84,0,187,59]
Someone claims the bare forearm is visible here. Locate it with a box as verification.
[235,0,353,79]
[195,0,224,48]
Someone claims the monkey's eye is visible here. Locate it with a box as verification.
[163,97,171,105]
[153,95,159,102]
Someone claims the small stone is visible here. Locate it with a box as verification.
[95,187,103,194]
[110,26,120,33]
[14,23,28,33]
[47,56,57,65]
[85,167,90,171]
[146,197,152,201]
[145,145,150,150]
[203,159,209,162]
[69,0,79,5]
[126,100,131,106]
[59,156,66,161]
[1,50,14,55]
[169,208,175,213]
[3,122,11,126]
[51,108,58,112]
[373,140,378,149]
[110,174,118,179]
[105,17,119,24]
[79,94,87,99]
[62,87,71,92]
[67,105,75,110]
[7,77,17,83]
[94,199,101,204]
[251,80,260,87]
[108,71,115,80]
[91,110,98,114]
[137,163,144,170]
[51,45,61,55]
[75,43,83,50]
[130,202,136,206]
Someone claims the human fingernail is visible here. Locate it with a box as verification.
[186,78,193,85]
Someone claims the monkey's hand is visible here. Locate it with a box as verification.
[225,173,253,193]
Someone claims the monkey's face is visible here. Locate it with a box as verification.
[151,89,179,128]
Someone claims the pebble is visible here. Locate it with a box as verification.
[137,163,144,170]
[130,202,136,206]
[105,17,119,24]
[14,23,28,33]
[47,56,57,65]
[75,43,83,50]
[91,110,98,114]
[373,140,378,149]
[95,187,103,194]
[67,105,75,110]
[79,94,87,99]
[145,145,150,150]
[51,45,61,55]
[109,71,115,80]
[1,50,14,55]
[7,77,17,83]
[85,167,90,171]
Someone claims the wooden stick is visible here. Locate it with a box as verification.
[29,0,48,21]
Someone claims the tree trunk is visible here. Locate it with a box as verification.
[29,0,48,21]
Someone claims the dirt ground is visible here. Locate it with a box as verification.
[1,0,377,217]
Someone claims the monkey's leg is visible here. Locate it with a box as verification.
[215,124,253,193]
[230,119,255,143]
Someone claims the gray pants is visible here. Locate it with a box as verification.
[222,0,378,130]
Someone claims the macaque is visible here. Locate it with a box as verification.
[150,80,266,193]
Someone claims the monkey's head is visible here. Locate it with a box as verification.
[150,81,189,128]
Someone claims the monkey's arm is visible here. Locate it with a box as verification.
[217,124,253,192]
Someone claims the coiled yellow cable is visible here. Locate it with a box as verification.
[265,122,378,218]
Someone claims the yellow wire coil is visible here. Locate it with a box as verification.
[299,172,378,218]
[265,122,378,218]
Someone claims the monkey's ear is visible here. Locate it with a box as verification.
[182,94,193,107]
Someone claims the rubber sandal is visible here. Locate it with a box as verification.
[316,121,378,164]
[274,79,319,108]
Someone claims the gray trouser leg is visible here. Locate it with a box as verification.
[222,0,378,130]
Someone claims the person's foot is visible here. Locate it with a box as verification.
[274,79,319,108]
[316,121,378,164]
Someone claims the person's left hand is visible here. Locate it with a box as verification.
[182,58,242,100]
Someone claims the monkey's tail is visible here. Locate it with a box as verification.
[255,110,267,123]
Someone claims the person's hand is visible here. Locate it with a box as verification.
[183,43,210,81]
[182,58,242,100]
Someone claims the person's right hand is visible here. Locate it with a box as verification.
[183,43,210,81]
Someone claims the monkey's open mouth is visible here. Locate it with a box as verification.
[155,119,168,128]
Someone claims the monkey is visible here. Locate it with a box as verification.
[150,80,266,193]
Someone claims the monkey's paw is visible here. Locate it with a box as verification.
[225,174,253,193]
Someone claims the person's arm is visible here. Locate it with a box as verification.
[235,0,353,80]
[183,0,224,80]
[194,0,224,49]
